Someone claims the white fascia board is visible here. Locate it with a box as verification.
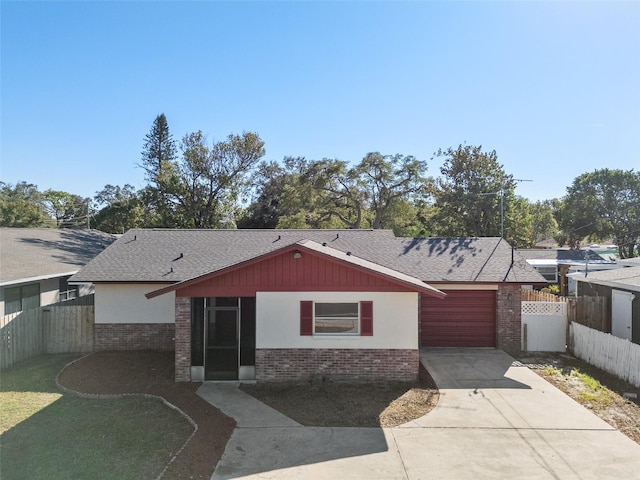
[0,271,78,288]
[526,259,559,266]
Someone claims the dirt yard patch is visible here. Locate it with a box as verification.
[240,364,439,427]
[58,351,236,480]
[518,352,640,445]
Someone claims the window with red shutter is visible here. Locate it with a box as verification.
[300,300,313,336]
[360,300,373,336]
[302,300,373,336]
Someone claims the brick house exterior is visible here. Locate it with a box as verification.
[70,230,545,383]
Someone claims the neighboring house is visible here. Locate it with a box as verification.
[518,248,617,293]
[70,229,545,383]
[0,228,115,315]
[618,257,640,267]
[569,267,640,345]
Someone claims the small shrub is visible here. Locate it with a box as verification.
[571,368,612,405]
[548,284,560,294]
[544,366,562,376]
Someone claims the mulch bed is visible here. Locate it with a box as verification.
[57,351,236,480]
[240,363,439,427]
[58,352,441,476]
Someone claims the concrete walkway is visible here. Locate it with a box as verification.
[200,349,640,479]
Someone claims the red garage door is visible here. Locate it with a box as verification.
[421,290,496,347]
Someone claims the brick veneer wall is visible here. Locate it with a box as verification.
[255,348,418,383]
[496,284,522,354]
[94,323,174,351]
[174,297,191,382]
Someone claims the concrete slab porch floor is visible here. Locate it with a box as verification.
[198,348,640,479]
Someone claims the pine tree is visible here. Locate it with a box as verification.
[140,114,178,227]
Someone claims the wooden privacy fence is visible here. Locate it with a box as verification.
[567,296,610,332]
[522,291,610,332]
[0,295,94,370]
[571,322,640,388]
[522,289,565,302]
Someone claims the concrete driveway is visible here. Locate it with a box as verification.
[201,348,640,479]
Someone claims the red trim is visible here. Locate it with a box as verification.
[148,242,444,299]
[360,301,373,336]
[300,300,313,336]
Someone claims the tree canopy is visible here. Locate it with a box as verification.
[4,114,635,259]
[430,145,515,238]
[556,169,639,258]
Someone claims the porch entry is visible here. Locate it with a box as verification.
[191,297,256,381]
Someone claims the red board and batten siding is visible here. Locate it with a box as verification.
[177,249,415,298]
[420,290,496,347]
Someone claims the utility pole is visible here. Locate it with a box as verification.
[480,178,532,239]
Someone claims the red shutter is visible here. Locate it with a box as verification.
[300,300,313,336]
[360,301,373,336]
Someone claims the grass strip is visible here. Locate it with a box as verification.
[1,355,194,480]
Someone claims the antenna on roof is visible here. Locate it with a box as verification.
[335,233,339,239]
[134,235,137,241]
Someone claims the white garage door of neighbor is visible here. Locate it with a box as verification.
[612,290,634,341]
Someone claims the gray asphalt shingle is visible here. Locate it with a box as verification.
[1,228,116,284]
[70,229,545,284]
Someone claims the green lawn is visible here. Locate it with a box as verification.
[1,355,194,480]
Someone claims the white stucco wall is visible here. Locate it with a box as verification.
[256,291,418,349]
[95,283,175,324]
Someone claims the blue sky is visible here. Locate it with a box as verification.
[2,1,639,203]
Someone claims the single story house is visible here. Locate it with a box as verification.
[569,267,640,345]
[0,228,115,315]
[518,248,616,294]
[70,229,545,383]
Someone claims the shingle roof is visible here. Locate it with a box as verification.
[391,237,544,283]
[71,229,545,284]
[569,266,640,292]
[518,248,609,263]
[618,257,640,267]
[1,228,116,285]
[147,239,447,299]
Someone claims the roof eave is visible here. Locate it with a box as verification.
[0,271,79,288]
[146,241,446,300]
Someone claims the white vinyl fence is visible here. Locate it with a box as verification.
[521,301,567,352]
[571,322,640,388]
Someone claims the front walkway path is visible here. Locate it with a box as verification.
[200,349,640,479]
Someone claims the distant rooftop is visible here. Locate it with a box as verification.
[518,248,613,265]
[1,228,116,285]
[569,266,640,292]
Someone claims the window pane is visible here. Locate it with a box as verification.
[315,318,358,334]
[315,303,358,318]
[4,287,21,315]
[207,297,238,307]
[22,283,40,311]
